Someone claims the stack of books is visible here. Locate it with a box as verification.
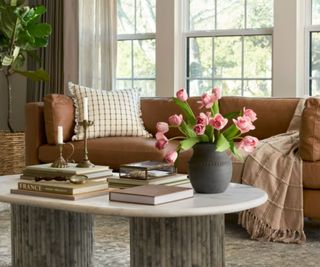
[11,163,113,200]
[107,173,190,189]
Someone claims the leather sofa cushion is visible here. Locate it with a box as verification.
[300,98,320,161]
[303,161,320,189]
[39,137,181,171]
[44,94,75,144]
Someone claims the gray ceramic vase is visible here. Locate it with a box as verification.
[188,143,232,193]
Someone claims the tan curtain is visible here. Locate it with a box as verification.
[63,0,79,94]
[78,0,117,91]
[27,0,64,102]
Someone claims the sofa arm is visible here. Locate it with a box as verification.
[300,98,320,161]
[25,102,46,166]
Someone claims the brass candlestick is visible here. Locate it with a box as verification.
[51,144,68,168]
[76,120,95,168]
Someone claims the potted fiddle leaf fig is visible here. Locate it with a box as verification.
[0,0,52,174]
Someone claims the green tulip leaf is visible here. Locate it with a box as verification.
[173,97,196,125]
[204,125,214,142]
[211,101,219,115]
[223,124,239,140]
[180,121,197,138]
[180,137,200,151]
[229,140,242,160]
[199,134,209,142]
[224,111,241,119]
[216,133,230,152]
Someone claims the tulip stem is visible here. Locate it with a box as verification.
[169,136,185,141]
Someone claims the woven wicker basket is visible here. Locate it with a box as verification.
[0,131,25,175]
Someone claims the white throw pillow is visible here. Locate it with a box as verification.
[69,82,151,140]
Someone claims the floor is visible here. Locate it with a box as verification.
[0,204,319,267]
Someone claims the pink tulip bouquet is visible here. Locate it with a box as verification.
[155,87,259,165]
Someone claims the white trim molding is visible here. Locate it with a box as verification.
[273,0,307,97]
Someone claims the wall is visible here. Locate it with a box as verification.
[0,73,27,132]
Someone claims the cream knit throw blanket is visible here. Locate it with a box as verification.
[239,100,306,244]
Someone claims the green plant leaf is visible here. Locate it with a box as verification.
[180,121,197,138]
[211,101,219,115]
[205,125,214,142]
[14,68,49,81]
[10,0,24,7]
[199,134,209,142]
[216,133,230,152]
[2,54,13,65]
[172,97,196,125]
[180,137,200,151]
[224,111,240,119]
[0,5,18,39]
[27,23,51,37]
[16,29,34,46]
[11,53,24,69]
[12,45,19,58]
[229,140,242,160]
[20,5,45,25]
[223,124,239,140]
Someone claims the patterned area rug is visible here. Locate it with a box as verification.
[0,205,319,267]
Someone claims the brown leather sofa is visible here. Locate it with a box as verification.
[25,95,320,219]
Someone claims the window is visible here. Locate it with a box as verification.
[186,0,273,96]
[308,0,320,95]
[116,0,156,96]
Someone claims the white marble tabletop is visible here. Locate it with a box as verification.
[0,175,268,218]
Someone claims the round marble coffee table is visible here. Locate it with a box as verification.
[0,176,267,267]
[128,183,267,267]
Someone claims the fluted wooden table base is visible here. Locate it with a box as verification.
[11,204,94,267]
[130,215,225,267]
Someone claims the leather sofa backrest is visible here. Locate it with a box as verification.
[300,97,320,161]
[141,96,300,140]
[219,96,299,140]
[43,94,75,144]
[41,94,300,143]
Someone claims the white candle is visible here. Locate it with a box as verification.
[57,126,63,144]
[83,97,88,121]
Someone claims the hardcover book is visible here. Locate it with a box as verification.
[17,180,109,195]
[109,184,194,205]
[11,188,108,200]
[108,173,188,185]
[108,179,190,189]
[21,169,113,180]
[24,163,110,176]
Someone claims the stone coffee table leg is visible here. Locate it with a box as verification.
[11,204,94,267]
[130,215,225,267]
